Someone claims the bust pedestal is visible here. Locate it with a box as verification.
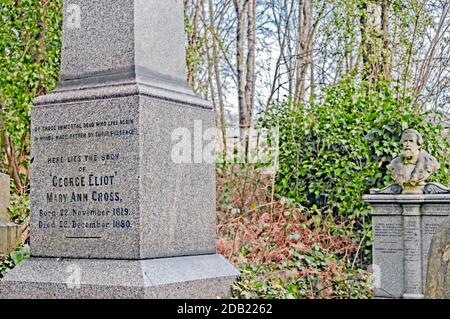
[363,193,450,298]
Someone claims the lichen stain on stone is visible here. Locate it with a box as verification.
[443,245,450,262]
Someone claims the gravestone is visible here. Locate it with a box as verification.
[363,194,450,298]
[0,173,21,255]
[0,0,238,298]
[363,129,450,298]
[425,216,450,298]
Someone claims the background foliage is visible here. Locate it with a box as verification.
[216,167,373,298]
[0,244,29,279]
[264,77,449,213]
[0,0,62,199]
[262,76,450,266]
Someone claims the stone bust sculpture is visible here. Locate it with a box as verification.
[388,129,440,194]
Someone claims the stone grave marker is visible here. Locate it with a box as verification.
[363,194,450,298]
[363,129,450,298]
[0,0,238,298]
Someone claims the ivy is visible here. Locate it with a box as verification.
[0,0,62,192]
[0,244,30,278]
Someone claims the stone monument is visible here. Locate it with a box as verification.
[425,215,450,298]
[363,129,450,299]
[387,129,440,194]
[0,173,21,255]
[0,0,238,298]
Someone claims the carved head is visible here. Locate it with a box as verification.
[400,129,422,161]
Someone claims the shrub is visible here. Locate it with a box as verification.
[216,166,373,299]
[0,0,62,193]
[0,244,30,278]
[261,76,450,266]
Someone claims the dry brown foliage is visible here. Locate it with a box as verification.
[216,166,358,265]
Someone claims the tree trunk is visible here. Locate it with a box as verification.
[244,0,256,160]
[294,0,312,105]
[186,0,202,88]
[0,105,24,194]
[234,0,248,160]
[359,0,371,83]
[412,1,450,104]
[209,0,227,160]
[380,0,390,80]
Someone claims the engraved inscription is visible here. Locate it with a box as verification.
[374,223,403,237]
[373,222,403,253]
[422,205,450,216]
[403,216,422,294]
[421,217,449,284]
[373,205,401,216]
[32,118,137,240]
[373,217,405,297]
[424,223,441,235]
[33,119,136,143]
[403,205,420,216]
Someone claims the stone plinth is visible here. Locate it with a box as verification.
[363,194,450,299]
[0,254,237,299]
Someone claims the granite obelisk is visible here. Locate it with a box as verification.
[0,0,237,298]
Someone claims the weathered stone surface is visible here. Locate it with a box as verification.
[388,129,439,194]
[370,184,402,195]
[61,0,186,85]
[0,173,10,221]
[139,96,216,258]
[366,131,448,298]
[425,216,450,299]
[363,194,450,298]
[0,222,21,256]
[372,214,404,298]
[0,254,239,299]
[421,214,449,285]
[30,93,216,259]
[29,0,216,260]
[424,183,450,194]
[134,0,186,82]
[31,96,140,259]
[402,204,423,298]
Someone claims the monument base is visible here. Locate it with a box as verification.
[0,254,238,299]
